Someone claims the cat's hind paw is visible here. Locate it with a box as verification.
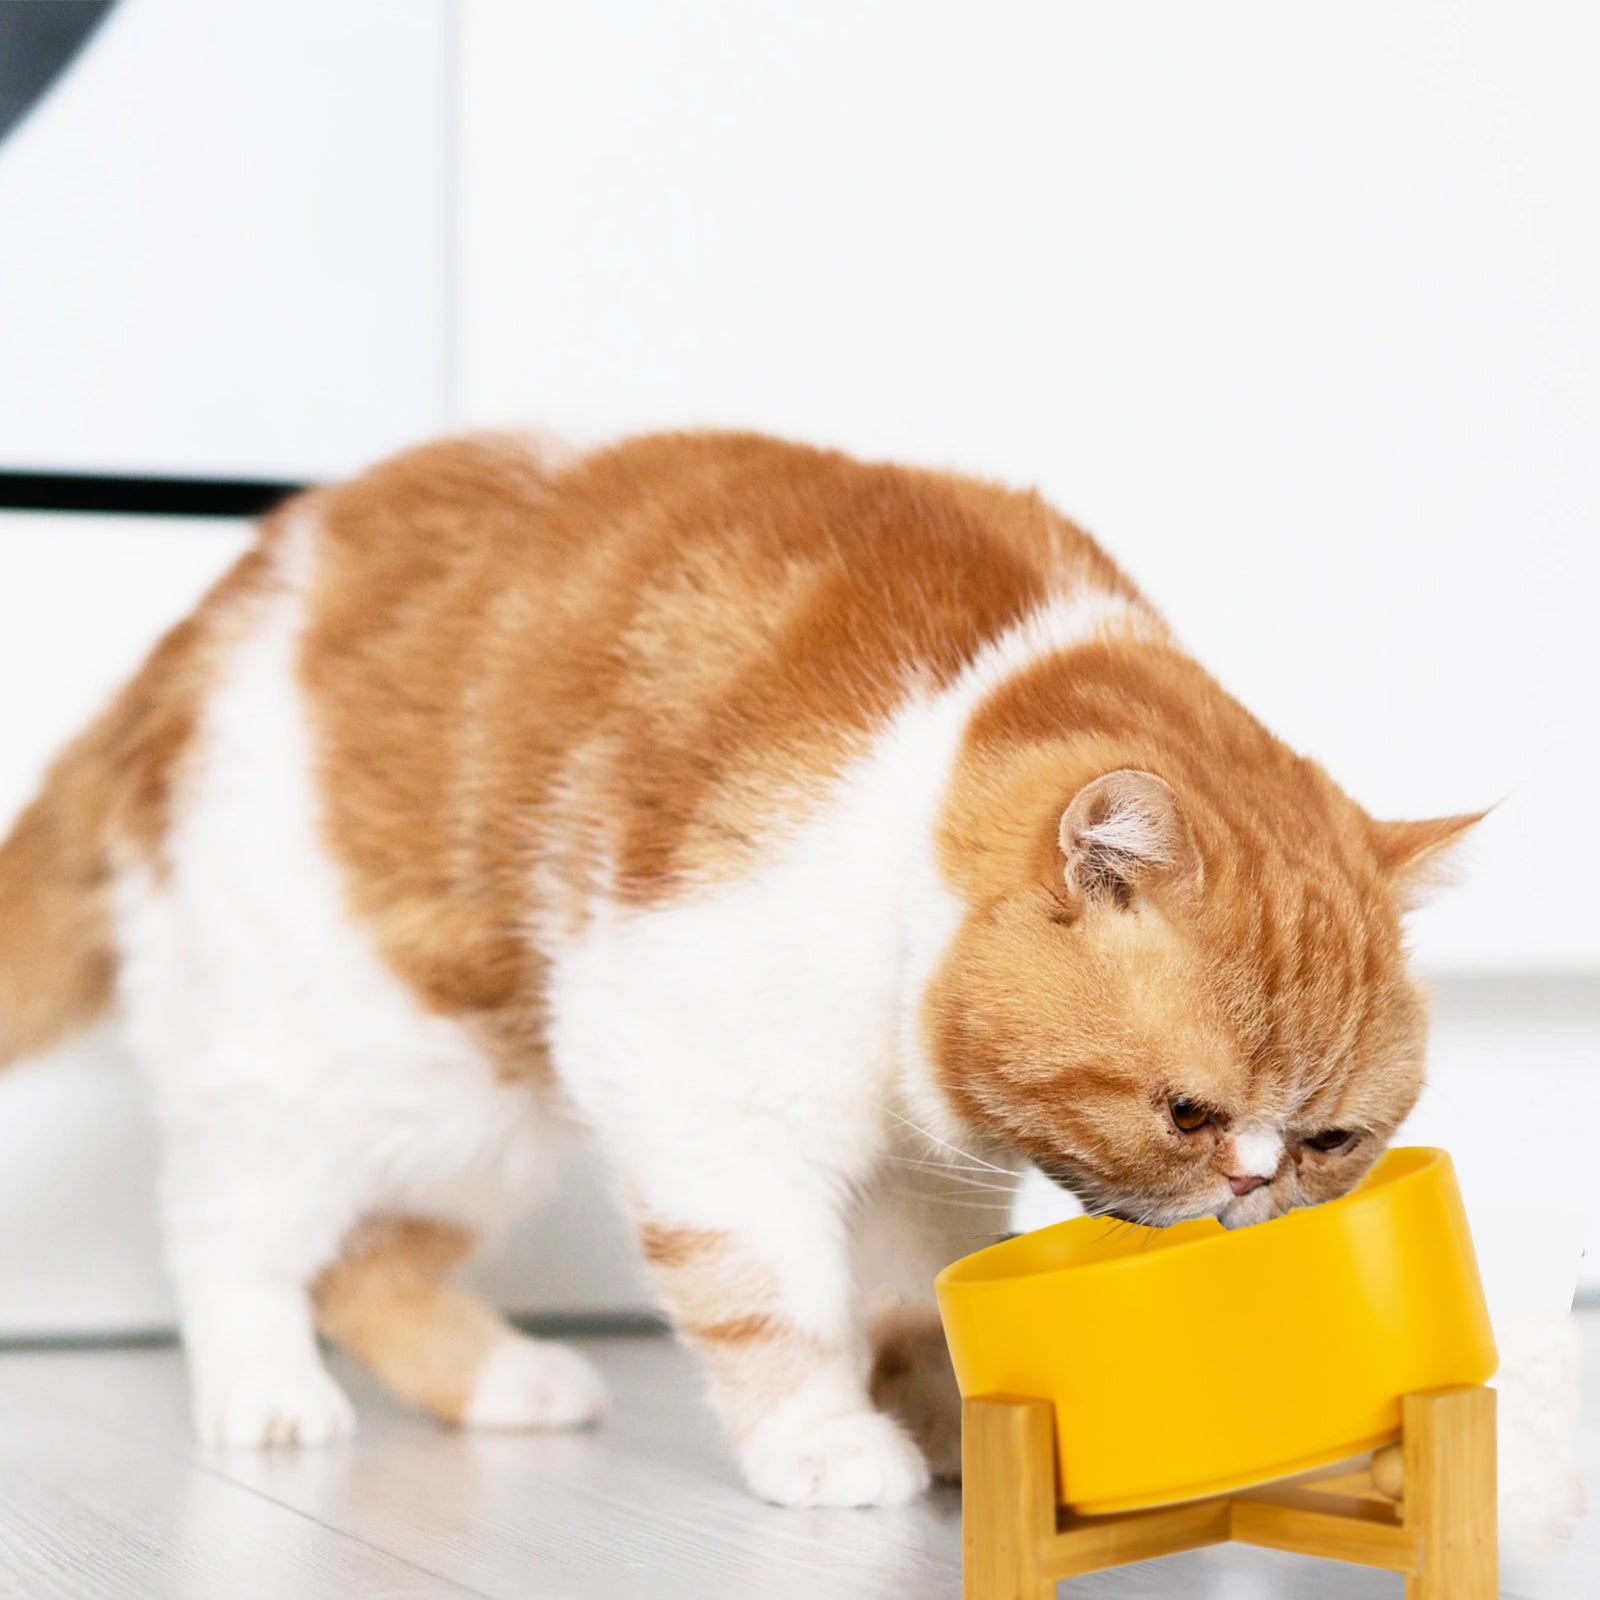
[741,1409,931,1507]
[461,1337,609,1430]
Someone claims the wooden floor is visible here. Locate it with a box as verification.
[1,1320,1596,1598]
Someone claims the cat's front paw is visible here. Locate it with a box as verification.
[741,1409,931,1507]
[192,1361,356,1448]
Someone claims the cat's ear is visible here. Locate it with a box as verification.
[1057,770,1202,912]
[1370,810,1486,907]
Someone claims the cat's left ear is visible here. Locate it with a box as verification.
[1058,769,1203,913]
[1369,810,1486,906]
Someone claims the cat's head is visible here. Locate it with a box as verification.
[926,757,1479,1230]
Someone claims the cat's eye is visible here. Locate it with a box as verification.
[1304,1128,1356,1153]
[1168,1096,1210,1133]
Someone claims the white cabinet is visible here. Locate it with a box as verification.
[0,0,449,480]
[458,0,1600,975]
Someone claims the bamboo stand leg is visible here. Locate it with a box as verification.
[1402,1386,1497,1600]
[962,1398,1058,1600]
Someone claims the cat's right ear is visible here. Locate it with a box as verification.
[1057,770,1203,913]
[1368,809,1486,909]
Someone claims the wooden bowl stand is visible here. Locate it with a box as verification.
[963,1386,1496,1598]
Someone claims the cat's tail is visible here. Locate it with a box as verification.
[0,548,246,1068]
[0,735,119,1067]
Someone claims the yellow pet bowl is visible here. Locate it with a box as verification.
[935,1146,1497,1515]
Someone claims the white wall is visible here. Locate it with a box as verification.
[459,0,1600,975]
[0,0,450,478]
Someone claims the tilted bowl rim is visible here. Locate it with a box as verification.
[936,1145,1447,1291]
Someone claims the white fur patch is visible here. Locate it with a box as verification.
[944,589,1164,706]
[1230,1128,1284,1180]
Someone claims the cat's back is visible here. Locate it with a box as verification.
[284,430,1140,1056]
[304,427,1129,674]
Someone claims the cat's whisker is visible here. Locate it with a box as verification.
[881,1151,1013,1178]
[875,1160,1020,1198]
[872,1176,1017,1212]
[913,1174,1020,1195]
[878,1173,1016,1204]
[881,1108,1013,1176]
[1084,1198,1164,1245]
[923,1188,1017,1204]
[880,1152,1014,1179]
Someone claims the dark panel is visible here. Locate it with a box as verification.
[0,1,117,148]
[0,471,305,519]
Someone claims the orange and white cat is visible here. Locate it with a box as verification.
[0,432,1475,1505]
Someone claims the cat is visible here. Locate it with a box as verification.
[0,430,1476,1505]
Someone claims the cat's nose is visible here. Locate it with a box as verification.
[1227,1173,1267,1197]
